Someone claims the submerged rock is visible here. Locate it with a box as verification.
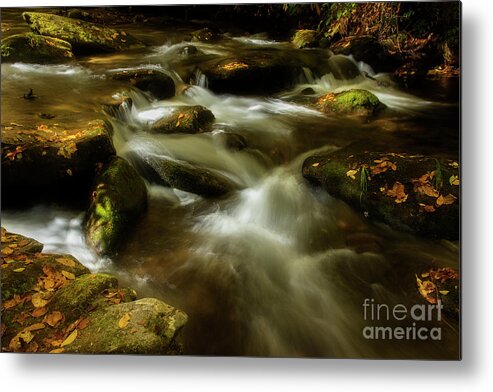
[200,54,300,95]
[302,146,460,240]
[316,89,386,117]
[134,155,235,197]
[1,120,115,204]
[150,106,215,134]
[191,27,220,42]
[214,132,248,151]
[85,156,147,256]
[22,12,144,53]
[110,68,175,100]
[1,229,187,354]
[1,33,74,63]
[291,29,319,49]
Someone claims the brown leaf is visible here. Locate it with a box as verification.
[50,348,65,354]
[25,323,45,332]
[436,194,457,206]
[78,318,90,330]
[32,293,49,308]
[61,270,76,280]
[381,182,408,203]
[31,307,48,318]
[56,257,76,268]
[44,311,64,327]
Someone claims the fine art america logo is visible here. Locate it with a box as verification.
[362,298,443,341]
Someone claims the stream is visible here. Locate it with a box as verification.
[1,10,459,358]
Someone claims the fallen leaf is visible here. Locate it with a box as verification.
[44,311,64,327]
[439,290,450,295]
[61,270,76,280]
[78,318,90,330]
[25,323,45,332]
[449,175,459,186]
[31,307,48,318]
[118,313,131,329]
[416,275,437,304]
[3,294,22,310]
[436,193,457,207]
[50,348,65,354]
[9,330,34,351]
[56,257,76,268]
[346,169,358,180]
[32,293,49,308]
[61,329,78,347]
[381,182,408,203]
[311,162,320,167]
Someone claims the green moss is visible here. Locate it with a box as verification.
[48,273,118,320]
[150,106,215,134]
[85,156,147,255]
[318,89,386,116]
[1,33,74,63]
[292,29,318,49]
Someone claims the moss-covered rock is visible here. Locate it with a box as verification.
[110,68,175,100]
[1,229,187,355]
[66,298,187,354]
[200,54,301,95]
[1,120,115,205]
[150,106,215,134]
[22,12,144,53]
[133,155,235,197]
[48,273,118,321]
[316,89,386,117]
[1,229,89,301]
[1,33,74,63]
[291,29,319,49]
[302,146,460,240]
[85,156,147,256]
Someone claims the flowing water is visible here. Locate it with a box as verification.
[1,10,460,358]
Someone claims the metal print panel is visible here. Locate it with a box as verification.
[0,2,461,359]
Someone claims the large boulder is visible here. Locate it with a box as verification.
[291,29,319,49]
[22,12,144,53]
[1,229,187,354]
[199,54,301,95]
[110,68,175,100]
[1,33,74,63]
[330,35,398,73]
[1,120,115,204]
[67,298,188,354]
[131,155,235,197]
[302,147,460,240]
[190,27,220,42]
[316,89,386,117]
[85,156,147,256]
[150,106,215,134]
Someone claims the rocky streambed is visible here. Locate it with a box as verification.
[1,7,459,358]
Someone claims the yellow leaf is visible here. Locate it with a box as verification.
[436,193,457,207]
[61,270,76,280]
[61,329,78,347]
[50,348,65,354]
[13,267,25,272]
[118,313,131,329]
[449,175,459,186]
[2,246,14,255]
[346,169,358,180]
[311,162,320,167]
[31,307,48,318]
[32,293,49,308]
[56,257,76,268]
[439,290,450,295]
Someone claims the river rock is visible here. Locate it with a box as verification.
[191,27,220,42]
[110,68,175,100]
[291,29,319,49]
[22,12,144,53]
[1,33,74,63]
[85,156,147,256]
[316,89,386,117]
[214,132,248,151]
[330,35,398,73]
[68,298,188,354]
[302,146,460,240]
[200,54,301,95]
[135,155,235,197]
[150,106,215,134]
[1,229,187,354]
[1,120,115,204]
